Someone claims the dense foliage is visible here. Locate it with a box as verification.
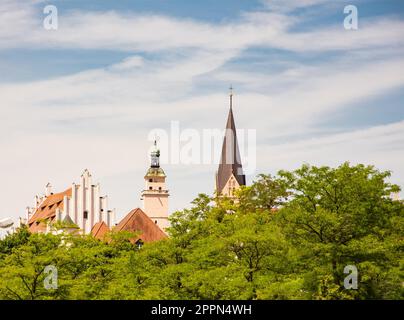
[0,163,403,300]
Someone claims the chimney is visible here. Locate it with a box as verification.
[109,209,116,227]
[34,195,40,209]
[45,183,52,197]
[25,207,32,221]
[107,210,112,227]
[19,217,26,227]
[81,169,92,188]
[56,208,63,221]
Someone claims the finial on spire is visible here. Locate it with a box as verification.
[229,85,233,109]
[153,134,160,148]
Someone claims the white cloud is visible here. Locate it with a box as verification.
[1,1,403,55]
[1,50,403,221]
[0,0,403,224]
[110,56,144,70]
[261,120,404,187]
[261,0,331,12]
[274,18,404,52]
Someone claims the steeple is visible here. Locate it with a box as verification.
[216,87,246,197]
[141,140,169,231]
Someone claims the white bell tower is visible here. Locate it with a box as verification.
[141,141,170,231]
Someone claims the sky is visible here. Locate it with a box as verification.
[0,0,403,227]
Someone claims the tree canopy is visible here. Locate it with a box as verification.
[0,163,402,300]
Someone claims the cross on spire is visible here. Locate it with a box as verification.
[229,85,233,109]
[153,134,160,149]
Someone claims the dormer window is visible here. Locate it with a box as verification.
[136,240,144,249]
[149,187,152,190]
[149,179,153,182]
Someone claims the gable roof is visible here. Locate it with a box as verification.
[216,102,246,194]
[91,221,110,240]
[114,208,167,243]
[28,188,72,232]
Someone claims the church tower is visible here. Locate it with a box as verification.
[216,87,246,198]
[141,141,170,231]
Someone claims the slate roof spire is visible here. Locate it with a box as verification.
[216,87,246,194]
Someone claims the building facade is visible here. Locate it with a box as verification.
[24,149,169,242]
[26,169,115,234]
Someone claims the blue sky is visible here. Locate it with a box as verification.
[0,0,403,225]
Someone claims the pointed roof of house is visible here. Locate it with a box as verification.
[216,89,246,194]
[91,221,110,240]
[114,208,167,243]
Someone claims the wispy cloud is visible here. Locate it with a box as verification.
[262,120,404,184]
[0,0,403,222]
[1,1,403,55]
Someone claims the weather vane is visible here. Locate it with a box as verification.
[153,134,160,148]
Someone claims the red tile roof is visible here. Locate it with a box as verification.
[91,221,110,240]
[28,188,72,233]
[114,208,167,243]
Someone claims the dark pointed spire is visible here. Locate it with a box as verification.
[216,87,246,194]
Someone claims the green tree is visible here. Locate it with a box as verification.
[0,162,402,300]
[276,162,403,299]
[0,224,30,255]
